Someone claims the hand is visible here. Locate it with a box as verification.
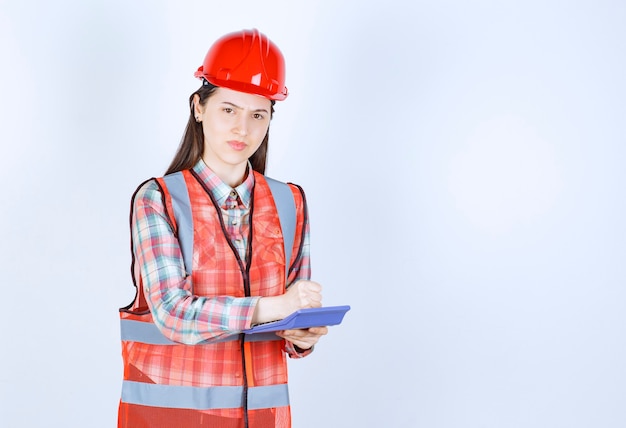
[251,280,323,325]
[281,280,323,315]
[277,326,328,350]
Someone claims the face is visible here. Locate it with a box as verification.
[195,87,272,184]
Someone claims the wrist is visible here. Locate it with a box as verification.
[252,295,287,325]
[293,344,312,353]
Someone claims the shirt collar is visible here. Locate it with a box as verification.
[192,159,254,209]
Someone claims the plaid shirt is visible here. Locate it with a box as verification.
[131,159,311,356]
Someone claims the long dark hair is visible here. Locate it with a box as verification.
[165,81,275,175]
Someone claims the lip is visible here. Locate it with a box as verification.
[227,140,247,151]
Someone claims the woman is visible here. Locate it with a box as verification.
[118,29,327,428]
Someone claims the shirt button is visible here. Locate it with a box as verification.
[232,219,238,225]
[230,190,237,197]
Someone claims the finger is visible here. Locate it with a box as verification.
[280,328,306,337]
[278,331,324,350]
[276,329,305,340]
[309,291,322,300]
[306,290,322,303]
[307,326,328,336]
[303,281,322,293]
[308,299,322,308]
[282,328,325,340]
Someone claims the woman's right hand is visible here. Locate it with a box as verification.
[251,280,323,325]
[281,280,323,314]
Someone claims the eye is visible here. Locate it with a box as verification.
[253,113,265,120]
[223,107,234,114]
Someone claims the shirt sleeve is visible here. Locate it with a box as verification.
[132,180,259,345]
[284,341,314,359]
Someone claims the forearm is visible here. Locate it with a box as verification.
[147,279,260,344]
[251,294,290,325]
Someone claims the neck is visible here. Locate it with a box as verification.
[203,158,248,187]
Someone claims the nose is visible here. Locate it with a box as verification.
[234,115,249,137]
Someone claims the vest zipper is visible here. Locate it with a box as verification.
[191,169,255,427]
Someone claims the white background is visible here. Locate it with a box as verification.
[1,1,625,427]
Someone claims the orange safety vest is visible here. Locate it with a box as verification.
[118,169,306,428]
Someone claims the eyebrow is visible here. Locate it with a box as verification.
[221,101,269,114]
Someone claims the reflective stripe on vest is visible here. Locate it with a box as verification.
[163,172,194,275]
[121,380,289,410]
[265,176,296,281]
[120,319,281,345]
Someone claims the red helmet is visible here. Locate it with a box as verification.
[194,29,288,101]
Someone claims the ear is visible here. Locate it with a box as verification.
[192,94,204,117]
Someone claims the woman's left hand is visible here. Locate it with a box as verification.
[277,326,328,350]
